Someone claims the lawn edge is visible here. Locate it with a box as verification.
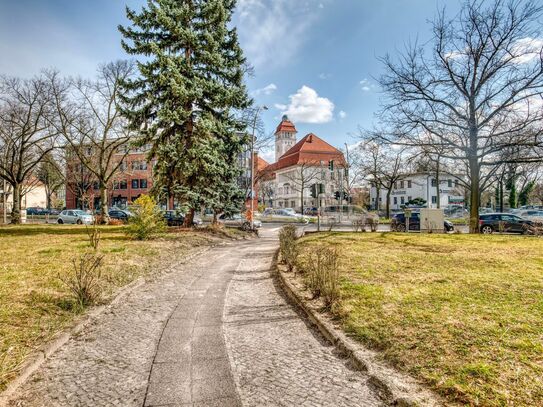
[0,245,211,406]
[275,250,444,407]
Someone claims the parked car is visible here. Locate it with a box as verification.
[108,209,132,222]
[218,213,261,230]
[163,210,185,226]
[57,210,94,225]
[518,210,543,222]
[261,208,310,224]
[26,207,46,216]
[391,212,454,232]
[162,211,203,227]
[479,213,533,234]
[304,207,319,216]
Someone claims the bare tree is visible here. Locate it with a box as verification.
[36,151,64,209]
[377,0,543,232]
[51,61,135,222]
[283,161,323,214]
[358,139,409,218]
[0,73,59,223]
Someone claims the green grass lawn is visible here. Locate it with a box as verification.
[0,224,215,391]
[297,232,543,406]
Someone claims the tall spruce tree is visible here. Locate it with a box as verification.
[119,0,251,226]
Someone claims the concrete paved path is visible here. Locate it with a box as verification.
[8,226,382,407]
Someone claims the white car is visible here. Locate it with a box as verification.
[57,210,94,225]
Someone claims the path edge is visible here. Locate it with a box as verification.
[274,249,443,407]
[0,246,211,407]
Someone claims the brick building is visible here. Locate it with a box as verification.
[65,145,155,210]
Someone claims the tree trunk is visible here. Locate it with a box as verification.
[10,182,22,224]
[100,183,109,224]
[212,210,218,226]
[184,207,195,228]
[300,184,304,215]
[435,159,440,209]
[385,188,392,219]
[469,158,480,233]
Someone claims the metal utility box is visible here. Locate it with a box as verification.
[420,208,444,233]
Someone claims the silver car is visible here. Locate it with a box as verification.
[218,213,262,230]
[57,209,94,225]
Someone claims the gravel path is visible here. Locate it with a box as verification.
[7,226,382,407]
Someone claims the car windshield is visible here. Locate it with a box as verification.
[73,210,87,215]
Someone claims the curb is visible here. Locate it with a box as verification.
[0,246,211,407]
[275,251,442,407]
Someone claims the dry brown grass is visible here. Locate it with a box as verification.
[0,224,214,391]
[298,232,543,406]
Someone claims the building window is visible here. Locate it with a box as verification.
[400,180,404,189]
[120,180,127,190]
[407,180,412,188]
[400,196,405,204]
[431,196,437,204]
[132,179,139,189]
[119,161,127,171]
[394,182,397,189]
[408,196,412,201]
[431,179,437,187]
[140,179,148,189]
[448,179,452,188]
[393,197,397,205]
[454,179,459,187]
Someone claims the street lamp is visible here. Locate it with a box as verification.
[250,105,268,230]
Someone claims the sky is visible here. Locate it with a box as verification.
[0,0,463,162]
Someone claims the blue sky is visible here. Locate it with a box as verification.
[0,0,462,161]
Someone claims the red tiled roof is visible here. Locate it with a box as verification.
[256,156,269,171]
[275,115,297,134]
[265,133,346,173]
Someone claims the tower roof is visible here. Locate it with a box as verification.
[275,115,297,134]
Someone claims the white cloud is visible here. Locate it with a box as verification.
[278,85,334,124]
[318,72,331,80]
[251,83,277,96]
[360,78,372,92]
[338,110,347,119]
[236,0,321,70]
[511,37,543,64]
[318,3,324,9]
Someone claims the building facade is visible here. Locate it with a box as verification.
[65,145,154,210]
[257,116,348,212]
[369,173,466,211]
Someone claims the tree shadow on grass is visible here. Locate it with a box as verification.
[0,225,125,237]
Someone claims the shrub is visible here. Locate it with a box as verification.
[305,247,341,308]
[108,218,124,226]
[59,253,104,307]
[126,195,166,240]
[86,223,101,250]
[279,224,299,272]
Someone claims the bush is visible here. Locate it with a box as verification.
[126,195,166,240]
[305,247,341,308]
[108,218,124,226]
[86,223,101,250]
[59,253,104,307]
[279,224,299,272]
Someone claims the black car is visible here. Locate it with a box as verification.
[108,209,131,222]
[26,207,46,215]
[479,213,532,234]
[391,212,454,232]
[163,210,185,226]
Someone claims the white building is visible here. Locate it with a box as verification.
[369,173,465,210]
[257,116,348,212]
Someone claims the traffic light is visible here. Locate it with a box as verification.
[328,160,334,171]
[310,184,317,198]
[318,183,325,194]
[334,191,340,200]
